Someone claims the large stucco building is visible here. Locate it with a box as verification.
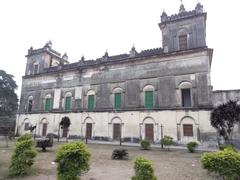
[16,3,240,144]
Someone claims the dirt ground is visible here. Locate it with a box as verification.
[0,141,217,180]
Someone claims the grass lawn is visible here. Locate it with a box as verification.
[0,140,217,180]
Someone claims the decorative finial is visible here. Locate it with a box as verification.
[130,44,137,57]
[62,53,68,61]
[104,50,108,57]
[161,9,168,22]
[81,55,85,61]
[195,1,203,13]
[179,0,185,13]
[48,40,52,48]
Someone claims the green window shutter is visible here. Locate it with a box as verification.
[114,93,121,110]
[44,98,51,112]
[65,97,71,111]
[145,91,153,109]
[88,95,94,111]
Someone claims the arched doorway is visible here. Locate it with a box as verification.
[40,118,48,137]
[109,117,123,141]
[82,117,95,139]
[140,117,158,142]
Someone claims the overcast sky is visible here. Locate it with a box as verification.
[0,0,240,97]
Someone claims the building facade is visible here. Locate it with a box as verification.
[17,3,221,144]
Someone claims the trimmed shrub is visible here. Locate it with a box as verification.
[140,140,150,150]
[56,142,91,180]
[132,157,157,180]
[9,135,37,176]
[112,149,129,160]
[16,133,32,142]
[187,142,198,153]
[201,148,240,179]
[161,136,173,150]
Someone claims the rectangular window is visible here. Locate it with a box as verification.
[33,64,39,74]
[24,123,29,131]
[44,98,51,112]
[181,88,191,107]
[114,93,121,110]
[88,95,94,111]
[65,97,71,111]
[183,124,193,136]
[145,91,153,109]
[179,35,187,50]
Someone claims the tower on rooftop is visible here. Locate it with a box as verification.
[159,2,206,53]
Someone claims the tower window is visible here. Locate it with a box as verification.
[28,100,33,112]
[179,35,187,50]
[33,64,39,74]
[181,88,191,107]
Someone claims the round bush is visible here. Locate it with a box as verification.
[201,148,240,179]
[140,140,150,150]
[187,142,198,153]
[161,136,173,150]
[56,141,91,180]
[132,157,157,180]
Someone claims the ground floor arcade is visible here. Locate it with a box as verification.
[16,110,216,144]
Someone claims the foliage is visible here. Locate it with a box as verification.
[60,117,71,129]
[187,142,198,153]
[219,144,237,152]
[0,116,15,136]
[112,149,129,160]
[17,134,32,142]
[201,148,240,180]
[9,135,37,176]
[132,157,157,180]
[161,136,173,150]
[140,140,150,150]
[55,142,91,180]
[211,100,240,144]
[0,70,18,116]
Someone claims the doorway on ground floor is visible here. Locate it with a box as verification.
[42,123,47,136]
[145,124,154,142]
[86,123,92,139]
[113,123,121,140]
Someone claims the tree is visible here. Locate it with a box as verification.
[210,100,240,144]
[0,70,18,116]
[0,70,18,144]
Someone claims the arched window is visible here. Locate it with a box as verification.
[87,90,95,111]
[44,94,52,112]
[27,96,33,112]
[33,62,39,74]
[64,92,72,112]
[179,81,192,107]
[113,87,123,110]
[177,29,188,50]
[143,85,155,109]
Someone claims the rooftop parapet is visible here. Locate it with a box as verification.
[160,2,204,24]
